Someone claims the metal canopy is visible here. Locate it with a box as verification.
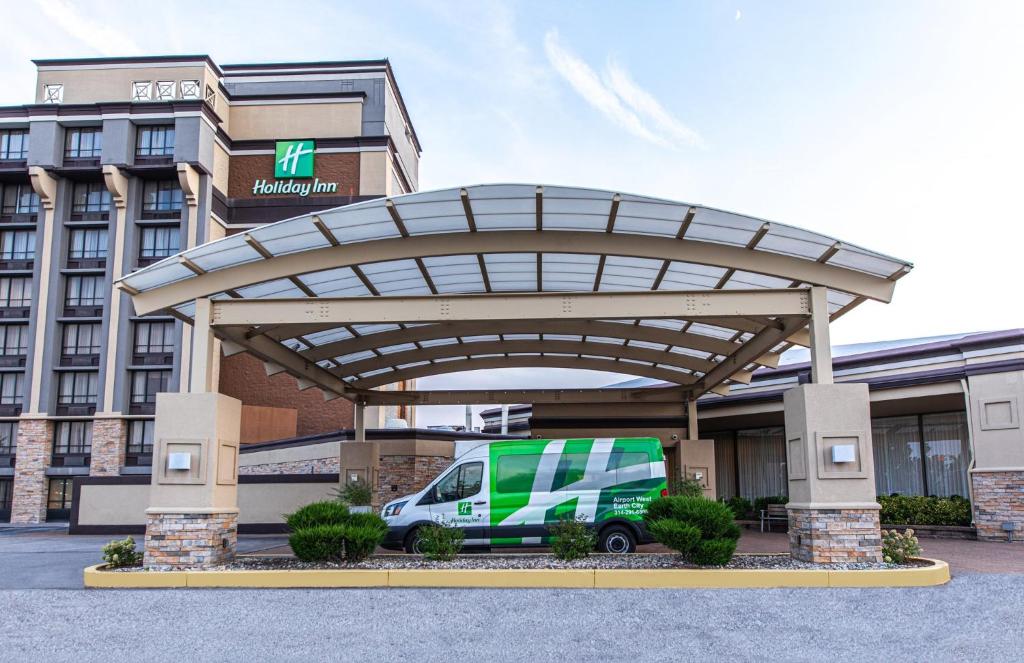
[118,184,912,405]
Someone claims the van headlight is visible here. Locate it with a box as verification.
[383,501,408,518]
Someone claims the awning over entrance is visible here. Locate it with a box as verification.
[117,184,912,406]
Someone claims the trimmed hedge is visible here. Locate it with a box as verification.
[877,494,972,527]
[285,502,387,563]
[289,524,346,562]
[285,501,350,531]
[645,496,740,566]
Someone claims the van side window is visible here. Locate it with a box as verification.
[496,454,543,493]
[607,451,650,472]
[433,462,483,503]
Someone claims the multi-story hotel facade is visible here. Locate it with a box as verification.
[0,55,420,523]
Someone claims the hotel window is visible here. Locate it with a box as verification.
[130,370,171,406]
[57,371,98,405]
[155,81,175,101]
[0,130,29,160]
[0,230,35,260]
[64,128,103,158]
[0,421,15,454]
[65,275,105,307]
[135,321,175,354]
[0,278,31,307]
[54,421,92,454]
[139,226,179,260]
[71,182,111,214]
[0,372,23,405]
[871,412,971,498]
[735,427,788,500]
[127,419,155,455]
[1,185,40,215]
[42,83,63,104]
[62,323,101,355]
[180,80,200,99]
[0,325,27,356]
[68,228,108,260]
[0,478,10,511]
[141,180,183,213]
[136,125,175,157]
[204,84,217,108]
[130,81,152,102]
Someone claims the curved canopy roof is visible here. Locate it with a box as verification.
[119,184,912,404]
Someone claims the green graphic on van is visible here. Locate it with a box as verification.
[457,501,472,516]
[275,140,314,178]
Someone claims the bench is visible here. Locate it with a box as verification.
[760,503,788,532]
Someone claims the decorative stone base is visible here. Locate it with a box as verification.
[144,511,238,570]
[377,455,453,509]
[788,507,883,563]
[90,418,127,476]
[10,418,54,524]
[972,471,1024,542]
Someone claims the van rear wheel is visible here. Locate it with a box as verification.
[598,525,636,554]
[403,528,425,555]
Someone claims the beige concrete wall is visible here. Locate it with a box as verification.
[36,64,212,104]
[76,481,335,527]
[212,142,230,193]
[359,151,388,197]
[680,438,716,498]
[228,102,362,140]
[969,370,1024,470]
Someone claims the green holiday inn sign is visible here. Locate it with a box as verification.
[252,140,339,197]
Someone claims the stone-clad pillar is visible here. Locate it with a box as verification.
[143,391,241,569]
[89,416,127,477]
[967,370,1024,542]
[784,383,882,563]
[10,418,54,523]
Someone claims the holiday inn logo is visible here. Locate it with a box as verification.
[457,501,472,516]
[275,140,314,178]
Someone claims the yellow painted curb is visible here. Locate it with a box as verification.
[595,568,830,589]
[83,558,952,589]
[826,558,950,588]
[388,568,595,588]
[83,564,187,588]
[186,569,388,588]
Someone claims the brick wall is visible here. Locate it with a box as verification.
[144,511,238,570]
[10,418,54,524]
[788,507,883,563]
[90,418,127,477]
[218,353,354,437]
[972,471,1024,542]
[378,455,452,507]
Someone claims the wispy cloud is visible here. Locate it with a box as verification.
[32,0,141,56]
[543,29,702,150]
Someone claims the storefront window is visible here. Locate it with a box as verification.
[923,412,971,498]
[736,427,787,500]
[871,415,924,496]
[713,432,737,500]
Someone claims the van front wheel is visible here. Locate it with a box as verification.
[403,528,425,555]
[598,525,636,554]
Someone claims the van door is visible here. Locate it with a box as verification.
[424,461,488,545]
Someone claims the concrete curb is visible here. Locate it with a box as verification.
[84,558,950,589]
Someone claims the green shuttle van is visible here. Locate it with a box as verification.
[380,437,668,554]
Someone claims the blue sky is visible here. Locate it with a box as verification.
[4,1,1021,426]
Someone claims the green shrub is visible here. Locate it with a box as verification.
[549,516,596,561]
[335,479,373,507]
[722,496,753,519]
[343,518,388,562]
[288,524,346,562]
[877,495,971,527]
[285,501,350,531]
[102,537,142,568]
[645,496,740,566]
[418,524,464,561]
[668,478,704,498]
[882,528,922,564]
[648,519,701,554]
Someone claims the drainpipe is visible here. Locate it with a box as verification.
[465,405,473,432]
[961,378,976,521]
[501,405,509,436]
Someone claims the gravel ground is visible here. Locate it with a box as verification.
[2,574,1022,662]
[198,552,913,571]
